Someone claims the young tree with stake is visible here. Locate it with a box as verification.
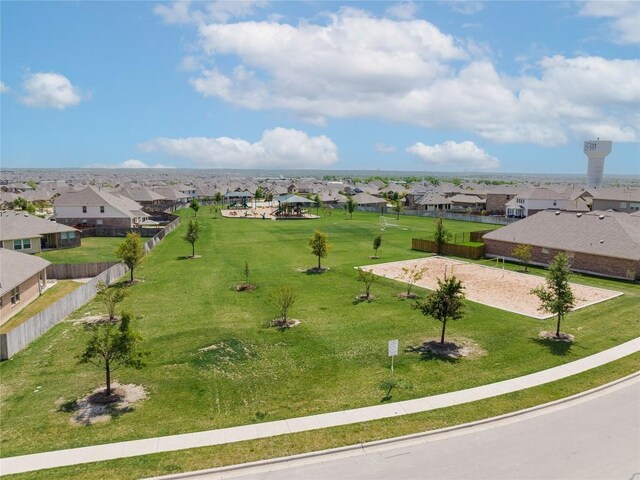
[372,235,382,258]
[96,281,128,320]
[115,232,145,283]
[345,197,357,219]
[513,244,533,272]
[190,198,200,217]
[400,264,428,298]
[183,219,201,258]
[433,217,452,255]
[357,269,376,300]
[78,312,146,397]
[309,230,331,271]
[531,253,576,338]
[271,286,297,327]
[414,275,465,344]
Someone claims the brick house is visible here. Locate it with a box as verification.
[0,249,51,324]
[0,211,80,253]
[591,188,640,213]
[483,210,640,280]
[53,186,149,228]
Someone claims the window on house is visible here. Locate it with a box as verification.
[61,232,68,240]
[620,202,627,209]
[11,287,20,305]
[82,219,87,225]
[68,231,75,239]
[541,248,549,254]
[13,239,31,250]
[100,205,105,213]
[82,206,87,213]
[97,219,103,225]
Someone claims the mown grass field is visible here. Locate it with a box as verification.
[36,237,122,264]
[1,210,637,460]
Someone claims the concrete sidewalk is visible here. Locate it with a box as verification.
[2,337,639,475]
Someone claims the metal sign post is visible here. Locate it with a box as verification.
[388,339,398,386]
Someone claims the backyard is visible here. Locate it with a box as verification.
[1,209,637,463]
[36,237,122,264]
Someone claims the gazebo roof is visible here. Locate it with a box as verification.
[278,194,316,204]
[224,191,253,198]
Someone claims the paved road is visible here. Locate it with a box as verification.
[184,377,640,480]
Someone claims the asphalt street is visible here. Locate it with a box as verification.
[196,377,640,480]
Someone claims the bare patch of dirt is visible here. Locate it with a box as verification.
[268,318,301,329]
[355,294,376,302]
[397,292,418,299]
[235,283,256,292]
[72,314,119,325]
[305,267,329,274]
[539,331,575,343]
[407,338,486,360]
[67,383,146,426]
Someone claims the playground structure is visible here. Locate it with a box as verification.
[359,256,622,319]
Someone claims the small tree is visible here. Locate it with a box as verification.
[115,232,145,283]
[345,197,357,219]
[13,196,27,210]
[183,219,201,258]
[309,230,331,270]
[513,244,533,272]
[271,286,297,327]
[531,253,576,338]
[190,198,200,217]
[78,312,146,397]
[414,275,465,344]
[357,269,376,300]
[433,217,452,255]
[244,260,250,285]
[214,192,223,206]
[96,281,128,320]
[401,264,428,298]
[373,235,382,257]
[392,198,403,220]
[314,194,322,216]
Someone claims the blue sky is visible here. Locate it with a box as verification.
[1,1,639,174]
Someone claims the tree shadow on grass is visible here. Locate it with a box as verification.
[304,267,329,275]
[406,342,461,364]
[530,337,574,356]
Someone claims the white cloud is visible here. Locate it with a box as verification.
[154,0,267,25]
[375,143,396,153]
[407,141,499,170]
[138,128,338,169]
[164,7,639,146]
[385,2,419,20]
[442,1,485,15]
[21,72,84,109]
[0,81,9,94]
[86,159,175,169]
[580,1,640,44]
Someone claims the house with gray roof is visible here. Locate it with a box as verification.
[591,188,640,213]
[505,187,590,218]
[0,211,80,253]
[483,210,640,280]
[53,186,149,228]
[0,249,51,324]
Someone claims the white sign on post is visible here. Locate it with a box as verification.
[388,339,398,357]
[388,339,398,386]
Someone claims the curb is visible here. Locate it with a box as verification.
[148,370,640,479]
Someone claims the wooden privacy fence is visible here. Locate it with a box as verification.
[46,262,120,279]
[0,216,182,360]
[0,263,128,360]
[411,238,486,260]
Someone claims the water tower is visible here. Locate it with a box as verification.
[583,140,612,189]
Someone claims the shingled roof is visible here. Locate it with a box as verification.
[0,249,50,296]
[483,210,640,261]
[0,211,78,241]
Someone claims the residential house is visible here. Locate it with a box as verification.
[505,187,590,218]
[151,186,191,210]
[413,193,452,211]
[485,185,526,215]
[0,249,51,324]
[483,210,640,280]
[53,186,149,228]
[351,192,388,212]
[449,194,486,213]
[115,186,167,212]
[591,188,640,213]
[0,211,80,253]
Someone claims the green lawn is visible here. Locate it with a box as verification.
[0,281,83,334]
[1,210,637,459]
[36,237,122,264]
